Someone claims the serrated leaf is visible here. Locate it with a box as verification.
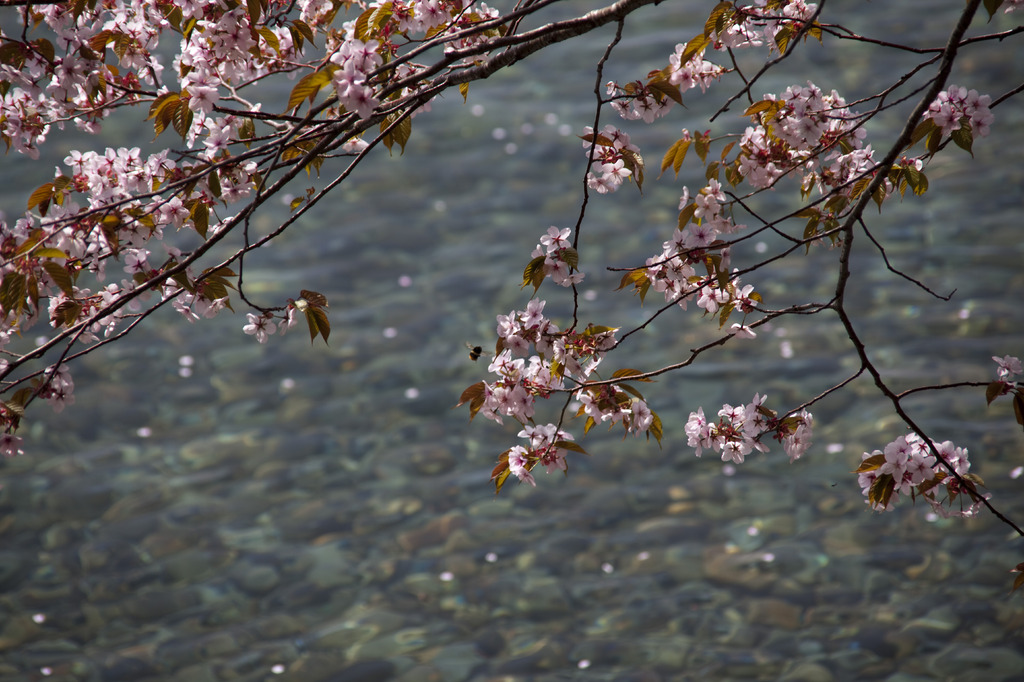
[381,114,412,154]
[854,453,886,473]
[455,381,486,409]
[774,24,792,54]
[33,247,67,259]
[0,272,27,316]
[678,202,697,230]
[695,132,710,163]
[647,77,683,106]
[648,411,663,444]
[258,27,280,54]
[304,305,330,344]
[704,1,734,38]
[619,384,645,401]
[300,289,328,307]
[522,255,546,291]
[42,262,74,296]
[621,148,644,194]
[553,440,588,455]
[617,269,646,291]
[743,100,775,118]
[172,99,193,139]
[292,19,315,47]
[190,201,208,239]
[560,247,579,271]
[681,32,711,64]
[288,69,331,110]
[491,453,512,495]
[869,473,896,508]
[660,137,692,178]
[612,368,653,382]
[986,380,1005,405]
[908,118,937,150]
[246,0,262,24]
[951,117,974,156]
[27,182,55,215]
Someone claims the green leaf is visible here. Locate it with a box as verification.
[522,255,546,292]
[611,367,653,382]
[869,473,897,508]
[619,383,645,400]
[986,380,1006,405]
[704,1,734,39]
[646,76,683,106]
[660,137,691,178]
[554,440,588,455]
[620,147,645,194]
[678,202,697,229]
[560,247,579,271]
[908,118,937,151]
[190,200,209,239]
[854,453,886,473]
[681,32,711,65]
[0,272,27,316]
[27,182,55,215]
[172,99,193,140]
[304,305,330,344]
[381,114,412,154]
[42,262,74,296]
[246,0,263,24]
[288,69,332,111]
[951,117,974,156]
[34,247,67,259]
[695,131,710,163]
[648,411,663,445]
[291,19,315,48]
[983,0,1003,20]
[491,452,512,495]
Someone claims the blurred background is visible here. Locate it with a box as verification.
[1,2,1023,680]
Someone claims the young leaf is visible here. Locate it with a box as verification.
[522,255,546,292]
[42,262,74,297]
[854,453,886,473]
[660,137,692,178]
[678,202,697,229]
[648,411,663,445]
[455,381,486,409]
[288,69,331,111]
[554,440,588,455]
[986,380,1005,405]
[951,117,974,156]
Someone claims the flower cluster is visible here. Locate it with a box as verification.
[531,227,583,287]
[329,38,383,120]
[739,82,871,194]
[685,394,813,465]
[856,433,985,518]
[923,85,994,138]
[506,423,576,487]
[582,125,640,194]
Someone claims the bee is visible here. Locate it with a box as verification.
[465,342,492,362]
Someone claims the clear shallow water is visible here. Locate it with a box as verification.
[2,3,1024,681]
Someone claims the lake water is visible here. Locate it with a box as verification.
[2,3,1023,681]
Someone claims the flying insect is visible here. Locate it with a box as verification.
[465,342,492,361]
